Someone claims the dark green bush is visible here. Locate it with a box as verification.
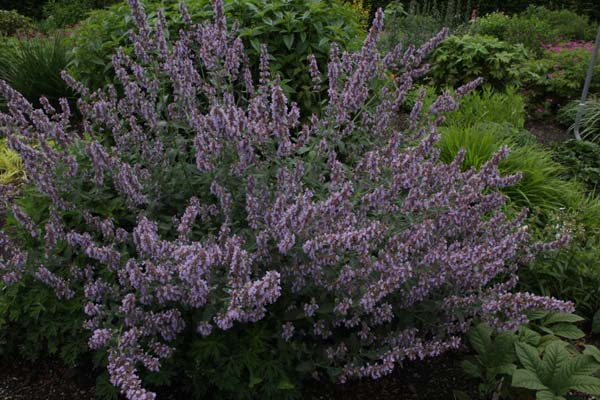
[0,9,35,37]
[428,34,528,90]
[67,0,365,114]
[0,37,75,109]
[470,6,595,56]
[553,139,600,194]
[520,45,600,110]
[42,0,107,29]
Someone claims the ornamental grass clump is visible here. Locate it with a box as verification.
[0,1,573,399]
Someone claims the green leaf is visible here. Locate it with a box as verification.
[592,309,600,334]
[569,375,600,395]
[534,391,558,400]
[549,323,585,340]
[583,345,600,363]
[468,323,492,356]
[519,326,542,346]
[540,341,570,387]
[515,342,542,372]
[282,34,294,50]
[512,369,548,390]
[461,359,482,379]
[544,313,585,325]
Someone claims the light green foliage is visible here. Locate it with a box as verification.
[512,340,600,399]
[0,37,75,109]
[0,9,35,37]
[0,139,24,186]
[428,34,528,90]
[67,0,365,114]
[444,86,526,129]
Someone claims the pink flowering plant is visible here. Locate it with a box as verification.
[0,1,573,399]
[521,43,600,113]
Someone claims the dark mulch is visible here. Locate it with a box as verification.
[305,351,481,400]
[0,359,95,400]
[525,118,572,144]
[0,352,480,400]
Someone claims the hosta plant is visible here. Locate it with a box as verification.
[0,0,573,399]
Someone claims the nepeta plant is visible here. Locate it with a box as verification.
[0,1,573,399]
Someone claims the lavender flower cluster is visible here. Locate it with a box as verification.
[0,1,572,398]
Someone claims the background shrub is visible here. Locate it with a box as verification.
[553,139,600,194]
[67,0,365,114]
[0,37,75,109]
[520,45,600,110]
[0,9,35,37]
[428,34,528,90]
[41,0,98,30]
[470,6,595,56]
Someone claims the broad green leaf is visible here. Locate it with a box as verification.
[461,359,482,379]
[282,34,294,50]
[512,369,548,390]
[556,355,599,392]
[519,326,542,346]
[515,342,542,372]
[534,391,559,400]
[549,323,585,340]
[583,345,600,363]
[540,341,570,388]
[468,323,492,357]
[569,375,600,395]
[544,313,585,325]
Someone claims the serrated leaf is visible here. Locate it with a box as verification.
[512,369,548,390]
[527,310,550,321]
[540,341,570,388]
[461,359,482,379]
[583,345,600,363]
[569,375,600,395]
[549,323,585,340]
[467,323,492,357]
[515,342,542,372]
[544,313,585,325]
[534,390,557,400]
[519,326,542,346]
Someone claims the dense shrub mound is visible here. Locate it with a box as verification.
[67,0,365,114]
[0,0,572,399]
